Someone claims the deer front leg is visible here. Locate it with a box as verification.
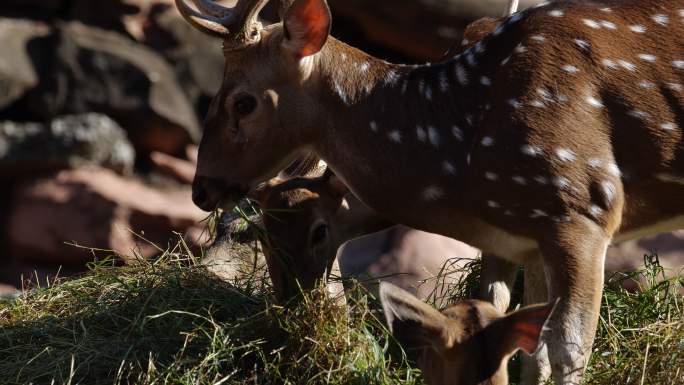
[521,255,551,385]
[479,253,518,312]
[539,217,610,385]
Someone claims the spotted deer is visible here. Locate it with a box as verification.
[380,281,556,385]
[177,0,684,383]
[255,172,479,305]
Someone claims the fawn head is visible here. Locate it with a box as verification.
[254,172,348,302]
[175,0,334,211]
[380,282,555,385]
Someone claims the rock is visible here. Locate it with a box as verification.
[8,168,207,266]
[0,19,51,111]
[3,21,200,156]
[0,114,135,178]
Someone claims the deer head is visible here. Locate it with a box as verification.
[380,282,555,385]
[176,0,335,211]
[254,171,390,302]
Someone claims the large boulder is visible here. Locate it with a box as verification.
[1,20,200,156]
[0,19,51,111]
[7,168,207,266]
[0,114,135,178]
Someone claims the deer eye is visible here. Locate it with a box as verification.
[310,223,329,247]
[234,94,257,117]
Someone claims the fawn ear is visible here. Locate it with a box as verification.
[485,300,557,356]
[380,282,456,353]
[282,0,331,59]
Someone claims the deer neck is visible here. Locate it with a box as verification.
[306,37,498,231]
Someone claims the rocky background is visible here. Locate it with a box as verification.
[0,0,682,296]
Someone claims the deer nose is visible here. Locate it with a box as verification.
[192,176,220,211]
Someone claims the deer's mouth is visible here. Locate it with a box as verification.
[192,177,248,212]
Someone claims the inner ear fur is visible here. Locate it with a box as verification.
[484,301,557,357]
[282,0,332,59]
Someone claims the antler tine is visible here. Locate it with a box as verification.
[175,0,270,43]
[504,0,520,16]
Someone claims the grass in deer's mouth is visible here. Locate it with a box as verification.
[0,245,682,385]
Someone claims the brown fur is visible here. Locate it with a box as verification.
[180,0,683,383]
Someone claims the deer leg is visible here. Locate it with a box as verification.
[520,255,551,385]
[479,253,518,312]
[539,217,609,385]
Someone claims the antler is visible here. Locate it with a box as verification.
[175,0,270,46]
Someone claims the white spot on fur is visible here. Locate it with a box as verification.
[531,35,546,42]
[335,82,349,104]
[424,85,433,100]
[534,175,548,185]
[554,176,570,189]
[504,210,514,216]
[461,38,470,46]
[388,130,402,143]
[481,136,494,146]
[485,172,499,181]
[638,54,657,62]
[588,158,603,168]
[466,52,477,67]
[500,56,511,66]
[512,175,527,185]
[442,161,457,175]
[562,64,579,73]
[600,20,617,29]
[384,69,399,85]
[586,95,604,108]
[607,162,621,177]
[556,148,577,162]
[359,62,369,73]
[428,126,440,147]
[452,126,464,141]
[673,60,684,69]
[487,200,500,208]
[522,145,542,156]
[548,9,564,17]
[602,59,617,69]
[514,44,527,54]
[639,80,655,89]
[480,76,492,86]
[618,60,637,71]
[508,98,523,109]
[531,209,548,218]
[629,25,646,33]
[455,63,469,85]
[583,19,601,29]
[530,100,546,108]
[422,185,444,201]
[628,110,651,120]
[416,126,427,142]
[652,14,669,25]
[439,71,449,92]
[600,7,612,13]
[667,82,683,92]
[589,205,604,217]
[369,121,378,132]
[660,122,677,130]
[601,181,616,204]
[574,39,590,50]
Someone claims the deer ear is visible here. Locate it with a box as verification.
[485,300,557,356]
[282,0,331,59]
[380,282,455,353]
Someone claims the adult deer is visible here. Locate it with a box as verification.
[177,0,684,383]
[380,281,555,385]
